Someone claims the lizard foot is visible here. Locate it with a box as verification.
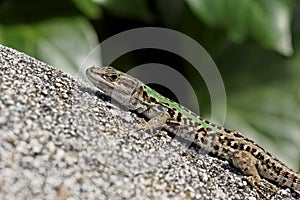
[245,176,279,199]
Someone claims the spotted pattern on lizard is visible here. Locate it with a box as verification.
[86,66,300,198]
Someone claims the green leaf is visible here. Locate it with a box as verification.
[95,0,155,23]
[71,0,103,19]
[185,0,294,56]
[0,17,100,76]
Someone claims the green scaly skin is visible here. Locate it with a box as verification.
[86,66,300,199]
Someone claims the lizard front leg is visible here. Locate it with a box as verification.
[136,111,171,131]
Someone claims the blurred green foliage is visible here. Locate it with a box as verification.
[0,0,299,169]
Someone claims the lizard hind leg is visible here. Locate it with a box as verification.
[244,176,279,199]
[231,150,278,199]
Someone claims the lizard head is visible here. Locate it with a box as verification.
[86,66,139,107]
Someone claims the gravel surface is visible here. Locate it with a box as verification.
[0,44,298,200]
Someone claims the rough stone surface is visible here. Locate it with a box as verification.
[0,44,298,200]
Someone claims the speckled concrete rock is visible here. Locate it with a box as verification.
[0,44,297,200]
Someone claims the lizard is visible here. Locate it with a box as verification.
[86,66,300,198]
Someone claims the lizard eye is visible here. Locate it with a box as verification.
[110,74,118,80]
[103,74,119,82]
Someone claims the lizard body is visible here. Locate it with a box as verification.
[86,66,300,198]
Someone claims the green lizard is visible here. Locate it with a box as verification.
[86,66,300,198]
